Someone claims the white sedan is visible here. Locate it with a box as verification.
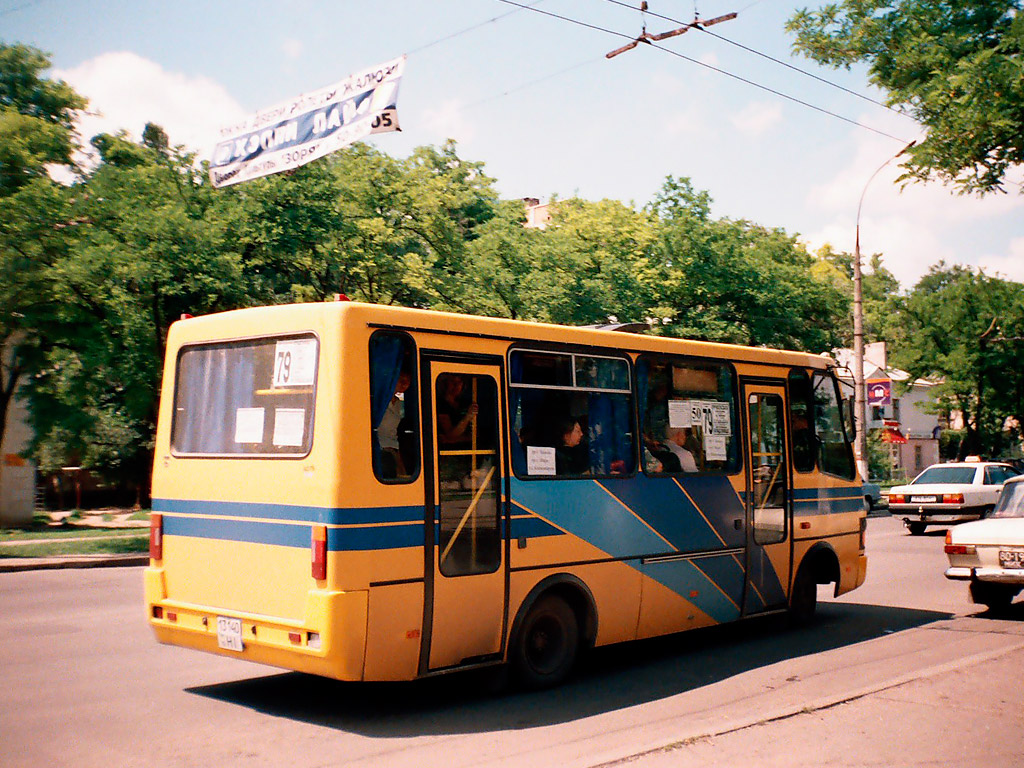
[945,474,1024,609]
[888,460,1020,535]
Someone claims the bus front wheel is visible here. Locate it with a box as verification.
[512,594,579,689]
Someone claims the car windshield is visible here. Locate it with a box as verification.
[911,466,977,485]
[992,483,1024,519]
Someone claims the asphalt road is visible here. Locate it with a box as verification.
[2,514,1022,768]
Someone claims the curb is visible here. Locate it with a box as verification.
[0,554,149,573]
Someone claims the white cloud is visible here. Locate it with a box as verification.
[802,124,1024,288]
[419,98,475,143]
[979,239,1024,282]
[55,52,246,160]
[731,101,782,136]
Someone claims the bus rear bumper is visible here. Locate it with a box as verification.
[144,566,367,681]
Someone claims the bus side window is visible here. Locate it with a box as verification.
[638,356,739,475]
[369,332,419,482]
[788,368,816,473]
[811,371,856,480]
[509,350,635,478]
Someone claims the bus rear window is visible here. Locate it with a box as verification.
[171,335,317,456]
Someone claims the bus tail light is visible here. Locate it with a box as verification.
[311,525,327,580]
[889,493,906,504]
[943,493,964,504]
[150,513,163,560]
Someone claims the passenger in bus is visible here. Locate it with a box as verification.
[437,374,478,447]
[555,418,590,475]
[378,370,412,477]
[663,427,699,472]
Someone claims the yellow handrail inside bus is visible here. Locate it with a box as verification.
[440,465,496,565]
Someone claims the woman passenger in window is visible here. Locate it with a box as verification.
[555,418,590,475]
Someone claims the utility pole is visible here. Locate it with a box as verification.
[853,140,915,481]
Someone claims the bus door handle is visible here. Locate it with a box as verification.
[733,518,744,530]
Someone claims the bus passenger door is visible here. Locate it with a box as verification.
[423,360,507,672]
[741,383,792,615]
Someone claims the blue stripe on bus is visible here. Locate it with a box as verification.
[152,497,422,526]
[510,515,564,540]
[162,514,424,551]
[642,554,743,624]
[601,475,745,552]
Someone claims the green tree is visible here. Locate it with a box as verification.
[28,127,248,497]
[648,177,850,351]
[787,0,1024,194]
[0,43,85,456]
[890,263,1024,457]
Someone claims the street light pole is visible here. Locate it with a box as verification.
[853,140,915,481]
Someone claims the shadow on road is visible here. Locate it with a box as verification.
[188,600,950,736]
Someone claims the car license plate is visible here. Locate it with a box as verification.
[216,616,244,651]
[998,550,1024,569]
[910,495,937,503]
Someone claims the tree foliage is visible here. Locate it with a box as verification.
[787,0,1024,194]
[889,263,1024,457]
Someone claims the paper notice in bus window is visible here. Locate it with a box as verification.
[272,408,305,447]
[273,339,316,388]
[705,434,728,461]
[234,408,265,444]
[527,446,556,476]
[667,400,692,428]
[711,402,732,435]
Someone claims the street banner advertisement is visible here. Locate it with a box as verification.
[867,378,892,406]
[209,56,405,188]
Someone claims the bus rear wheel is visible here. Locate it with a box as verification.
[512,595,579,689]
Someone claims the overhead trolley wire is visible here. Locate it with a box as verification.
[599,0,911,119]
[407,0,547,55]
[495,0,913,144]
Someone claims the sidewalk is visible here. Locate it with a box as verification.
[0,509,149,573]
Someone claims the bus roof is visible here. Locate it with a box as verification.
[169,300,836,371]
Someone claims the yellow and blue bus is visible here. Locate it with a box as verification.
[145,300,867,687]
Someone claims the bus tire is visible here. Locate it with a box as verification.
[512,594,579,689]
[789,564,817,625]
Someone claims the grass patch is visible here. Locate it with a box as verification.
[0,527,146,542]
[0,535,148,558]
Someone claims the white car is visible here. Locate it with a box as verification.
[944,474,1024,609]
[889,460,1021,535]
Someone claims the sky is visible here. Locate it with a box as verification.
[4,0,1023,288]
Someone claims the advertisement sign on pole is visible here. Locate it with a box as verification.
[209,56,405,188]
[866,378,892,406]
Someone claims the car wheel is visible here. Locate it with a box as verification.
[512,594,579,689]
[863,496,873,513]
[969,581,1017,611]
[907,521,927,536]
[981,505,995,519]
[789,564,817,624]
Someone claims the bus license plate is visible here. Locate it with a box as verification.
[998,550,1024,569]
[216,616,244,651]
